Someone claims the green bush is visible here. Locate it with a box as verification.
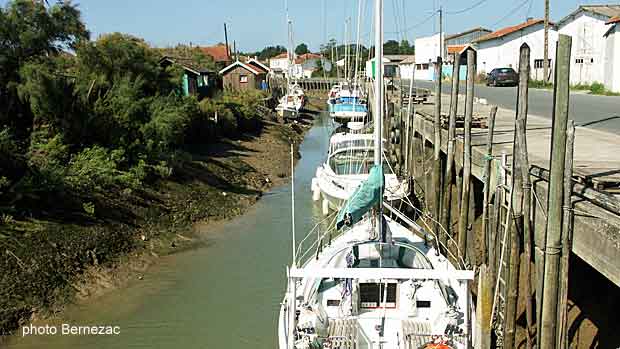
[65,146,142,190]
[590,82,605,95]
[24,133,70,191]
[528,79,553,89]
[198,98,236,138]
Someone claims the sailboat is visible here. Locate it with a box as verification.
[278,0,474,348]
[311,129,409,214]
[328,82,369,124]
[276,9,305,119]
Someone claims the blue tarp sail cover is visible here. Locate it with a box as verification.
[332,104,368,113]
[336,165,384,230]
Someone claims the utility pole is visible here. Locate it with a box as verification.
[543,0,549,82]
[224,23,230,60]
[439,6,443,62]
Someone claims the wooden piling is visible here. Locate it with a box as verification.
[539,34,572,349]
[441,52,461,250]
[481,106,498,264]
[557,121,575,349]
[458,49,475,261]
[479,106,497,349]
[512,45,535,348]
[490,152,507,285]
[506,43,531,349]
[520,118,535,348]
[477,264,493,349]
[432,56,443,238]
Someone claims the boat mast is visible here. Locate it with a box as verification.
[286,0,292,90]
[373,0,384,241]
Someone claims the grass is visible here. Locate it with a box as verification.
[528,79,554,89]
[528,80,620,96]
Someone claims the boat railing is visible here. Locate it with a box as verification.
[384,196,467,269]
[295,209,340,266]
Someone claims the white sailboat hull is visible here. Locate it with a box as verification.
[313,165,409,212]
[278,215,473,349]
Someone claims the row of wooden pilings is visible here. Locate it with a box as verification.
[385,35,578,349]
[267,76,344,94]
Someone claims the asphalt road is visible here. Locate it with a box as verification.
[412,80,620,134]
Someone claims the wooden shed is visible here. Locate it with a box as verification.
[219,61,267,91]
[159,56,218,98]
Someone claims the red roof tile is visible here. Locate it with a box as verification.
[247,59,269,73]
[273,52,289,59]
[447,45,466,54]
[476,19,552,43]
[219,61,262,75]
[200,44,230,63]
[298,53,321,60]
[607,16,620,24]
[294,53,322,64]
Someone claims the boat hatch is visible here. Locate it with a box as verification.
[359,282,397,308]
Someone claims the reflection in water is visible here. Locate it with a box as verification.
[8,111,334,349]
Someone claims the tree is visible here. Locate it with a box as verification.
[258,45,287,60]
[383,40,400,54]
[295,43,310,55]
[0,0,89,138]
[399,40,415,55]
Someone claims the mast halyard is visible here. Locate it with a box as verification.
[373,0,384,242]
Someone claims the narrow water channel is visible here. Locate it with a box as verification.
[7,111,333,349]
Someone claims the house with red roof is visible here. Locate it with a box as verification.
[604,15,620,92]
[219,61,267,91]
[474,18,558,80]
[201,44,232,67]
[268,52,327,79]
[558,5,620,86]
[269,52,291,75]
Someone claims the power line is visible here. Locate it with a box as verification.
[490,0,531,27]
[525,0,534,19]
[446,0,488,15]
[385,11,437,35]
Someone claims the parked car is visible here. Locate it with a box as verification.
[486,67,518,87]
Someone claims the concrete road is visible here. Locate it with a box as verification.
[411,80,620,134]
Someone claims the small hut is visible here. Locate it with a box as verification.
[219,61,268,91]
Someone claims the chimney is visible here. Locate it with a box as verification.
[526,17,534,22]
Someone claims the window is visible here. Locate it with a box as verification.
[359,283,397,308]
[576,58,584,64]
[534,59,552,69]
[239,75,248,83]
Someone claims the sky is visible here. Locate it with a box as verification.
[3,0,619,52]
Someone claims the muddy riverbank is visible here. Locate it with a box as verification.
[0,99,323,344]
[4,98,333,349]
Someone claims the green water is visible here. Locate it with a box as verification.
[7,113,333,349]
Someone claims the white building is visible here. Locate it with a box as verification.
[399,56,416,79]
[365,57,389,79]
[604,16,620,92]
[364,56,414,79]
[414,33,444,81]
[558,5,620,86]
[269,52,303,79]
[269,52,289,72]
[474,19,558,81]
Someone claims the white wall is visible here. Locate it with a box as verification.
[559,11,611,85]
[604,25,620,93]
[269,57,288,70]
[415,33,444,65]
[364,57,390,78]
[476,23,558,80]
[400,64,414,79]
